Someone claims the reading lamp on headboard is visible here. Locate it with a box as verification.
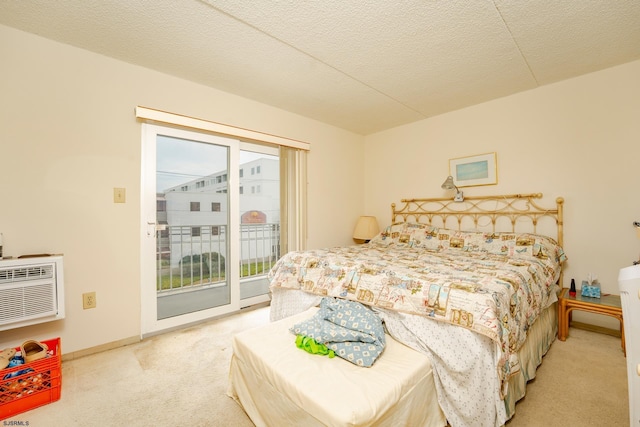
[441,176,464,202]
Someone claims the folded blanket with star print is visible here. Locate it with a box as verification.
[290,297,386,367]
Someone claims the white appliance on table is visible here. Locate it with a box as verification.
[619,263,640,426]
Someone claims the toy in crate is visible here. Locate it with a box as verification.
[0,338,61,420]
[581,273,601,298]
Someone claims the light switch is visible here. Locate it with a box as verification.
[114,188,126,203]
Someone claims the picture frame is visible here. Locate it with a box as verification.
[449,152,497,187]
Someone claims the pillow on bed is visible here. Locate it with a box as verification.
[369,223,566,263]
[443,230,567,263]
[370,223,504,252]
[457,231,517,254]
[511,233,567,263]
[368,222,439,248]
[371,225,471,251]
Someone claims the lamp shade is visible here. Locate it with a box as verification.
[353,216,379,243]
[441,175,456,190]
[441,175,464,202]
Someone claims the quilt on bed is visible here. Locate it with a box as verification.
[268,223,566,393]
[290,296,386,367]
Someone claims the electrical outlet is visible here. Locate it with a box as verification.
[83,292,96,309]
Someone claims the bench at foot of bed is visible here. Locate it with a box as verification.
[227,306,447,427]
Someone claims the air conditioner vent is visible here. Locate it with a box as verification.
[0,256,64,331]
[0,264,54,283]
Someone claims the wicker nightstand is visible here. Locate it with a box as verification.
[558,287,625,355]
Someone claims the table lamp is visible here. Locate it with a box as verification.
[353,216,379,244]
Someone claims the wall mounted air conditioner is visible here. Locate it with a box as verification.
[0,255,65,331]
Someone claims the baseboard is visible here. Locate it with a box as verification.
[61,301,271,361]
[61,336,141,362]
[570,321,621,338]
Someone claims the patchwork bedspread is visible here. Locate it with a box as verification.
[268,224,566,392]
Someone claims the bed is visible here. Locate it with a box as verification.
[229,193,566,427]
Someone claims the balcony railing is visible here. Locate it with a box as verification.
[156,223,280,294]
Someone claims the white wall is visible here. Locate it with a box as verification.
[0,25,364,354]
[364,59,640,328]
[2,22,635,353]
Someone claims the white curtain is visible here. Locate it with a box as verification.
[280,146,307,253]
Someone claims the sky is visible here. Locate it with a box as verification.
[156,135,267,192]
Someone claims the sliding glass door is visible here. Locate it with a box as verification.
[141,122,299,335]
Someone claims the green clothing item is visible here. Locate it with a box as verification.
[295,335,335,358]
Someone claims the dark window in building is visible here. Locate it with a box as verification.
[212,202,221,212]
[190,202,200,211]
[192,227,201,237]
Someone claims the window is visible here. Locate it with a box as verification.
[211,226,220,236]
[251,167,255,175]
[191,227,201,237]
[239,186,243,195]
[190,202,200,212]
[211,202,221,212]
[181,185,188,191]
[157,200,166,212]
[256,166,261,174]
[240,169,243,178]
[196,180,205,188]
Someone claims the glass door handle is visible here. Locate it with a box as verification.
[146,221,167,236]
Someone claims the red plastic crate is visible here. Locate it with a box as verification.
[0,338,62,420]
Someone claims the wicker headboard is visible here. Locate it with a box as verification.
[391,193,564,248]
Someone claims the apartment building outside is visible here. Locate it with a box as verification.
[155,157,280,298]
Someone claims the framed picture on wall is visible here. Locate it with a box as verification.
[449,152,497,187]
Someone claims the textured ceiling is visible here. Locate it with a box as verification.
[1,0,639,135]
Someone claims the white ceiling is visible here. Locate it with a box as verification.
[1,1,639,135]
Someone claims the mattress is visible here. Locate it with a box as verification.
[228,307,447,427]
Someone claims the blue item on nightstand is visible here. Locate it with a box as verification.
[581,281,601,298]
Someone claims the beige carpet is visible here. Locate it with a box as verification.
[3,305,629,426]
